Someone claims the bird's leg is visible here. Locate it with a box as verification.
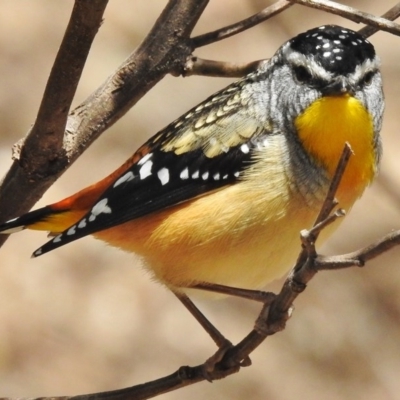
[175,292,230,349]
[174,292,251,378]
[191,282,276,305]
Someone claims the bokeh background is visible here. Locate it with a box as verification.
[0,1,400,399]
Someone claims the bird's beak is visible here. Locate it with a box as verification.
[322,78,355,96]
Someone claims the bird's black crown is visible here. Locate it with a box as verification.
[289,25,376,75]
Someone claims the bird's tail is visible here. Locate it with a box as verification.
[0,205,86,236]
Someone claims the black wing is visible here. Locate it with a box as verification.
[33,71,274,257]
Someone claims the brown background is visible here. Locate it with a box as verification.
[1,1,400,399]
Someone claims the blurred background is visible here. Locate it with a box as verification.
[0,1,400,399]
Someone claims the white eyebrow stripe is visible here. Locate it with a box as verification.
[283,48,333,81]
[347,57,380,84]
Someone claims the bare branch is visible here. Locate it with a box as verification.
[179,57,265,78]
[191,0,293,48]
[0,0,108,247]
[20,0,109,176]
[181,1,400,80]
[316,229,400,270]
[314,143,352,226]
[290,0,400,36]
[358,3,400,38]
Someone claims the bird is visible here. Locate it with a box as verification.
[0,25,384,346]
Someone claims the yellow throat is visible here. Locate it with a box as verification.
[295,94,377,205]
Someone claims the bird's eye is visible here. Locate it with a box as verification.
[293,66,312,83]
[362,71,375,86]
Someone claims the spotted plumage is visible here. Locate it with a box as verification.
[0,25,383,295]
[289,25,375,73]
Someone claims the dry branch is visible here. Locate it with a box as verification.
[191,0,293,48]
[0,0,108,245]
[1,1,400,400]
[290,0,400,36]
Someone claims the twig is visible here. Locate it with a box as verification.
[358,3,400,38]
[314,143,352,226]
[182,1,400,79]
[316,229,400,270]
[191,0,293,48]
[180,57,265,78]
[0,0,108,248]
[290,0,400,36]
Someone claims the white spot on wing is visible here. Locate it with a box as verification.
[33,249,42,257]
[113,171,135,188]
[192,170,199,179]
[91,198,112,221]
[137,153,152,166]
[180,168,189,180]
[234,171,240,178]
[67,226,76,236]
[53,234,62,243]
[213,173,220,180]
[202,172,209,180]
[78,219,87,229]
[323,52,331,57]
[240,144,250,154]
[139,160,153,180]
[157,168,170,185]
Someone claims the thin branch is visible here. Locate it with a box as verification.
[290,0,400,36]
[191,0,293,48]
[317,229,400,270]
[179,57,265,78]
[20,0,109,176]
[181,2,400,80]
[314,143,352,226]
[0,0,108,242]
[358,3,400,38]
